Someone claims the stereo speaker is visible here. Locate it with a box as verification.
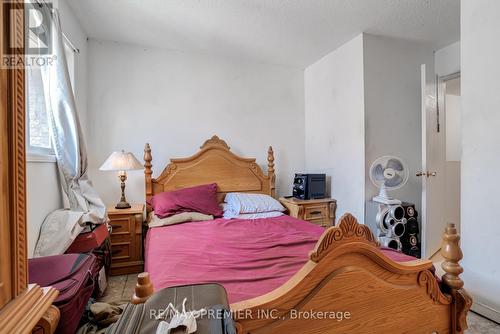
[400,202,421,258]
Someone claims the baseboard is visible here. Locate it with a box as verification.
[471,301,500,324]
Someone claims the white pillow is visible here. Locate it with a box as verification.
[232,211,284,220]
[224,193,285,217]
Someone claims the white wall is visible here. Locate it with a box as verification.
[435,45,462,231]
[26,161,63,258]
[363,34,435,220]
[461,0,500,321]
[444,161,460,229]
[87,40,305,205]
[444,80,461,229]
[435,41,460,78]
[27,0,88,257]
[445,89,461,161]
[304,34,365,222]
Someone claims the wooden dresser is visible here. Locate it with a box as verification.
[108,204,145,275]
[279,197,337,227]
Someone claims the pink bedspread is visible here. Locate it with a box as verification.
[145,215,416,304]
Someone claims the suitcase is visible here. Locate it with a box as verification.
[66,223,109,254]
[29,253,99,334]
[66,224,112,296]
[106,283,237,334]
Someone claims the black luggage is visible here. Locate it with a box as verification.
[106,283,237,334]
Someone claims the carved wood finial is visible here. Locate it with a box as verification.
[144,143,152,170]
[131,272,154,304]
[309,213,378,263]
[200,135,230,150]
[267,146,276,197]
[440,224,472,333]
[144,143,153,199]
[441,223,464,290]
[267,146,275,173]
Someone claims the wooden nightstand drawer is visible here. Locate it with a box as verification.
[308,218,329,227]
[304,205,328,220]
[108,204,144,275]
[280,197,337,227]
[111,241,132,261]
[109,216,133,235]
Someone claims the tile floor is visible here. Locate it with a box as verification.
[101,274,500,333]
[467,312,500,334]
[98,274,139,303]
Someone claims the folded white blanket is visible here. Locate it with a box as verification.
[148,211,214,228]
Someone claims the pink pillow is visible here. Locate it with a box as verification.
[150,183,223,218]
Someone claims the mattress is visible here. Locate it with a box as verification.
[145,215,416,304]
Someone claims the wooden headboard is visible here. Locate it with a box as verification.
[144,135,276,212]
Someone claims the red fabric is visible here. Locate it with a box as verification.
[145,216,420,304]
[149,183,223,218]
[66,224,109,253]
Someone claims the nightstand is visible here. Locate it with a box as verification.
[108,204,144,275]
[279,197,337,227]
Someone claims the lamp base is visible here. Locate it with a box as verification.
[115,201,131,209]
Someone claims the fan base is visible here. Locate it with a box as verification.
[373,196,402,205]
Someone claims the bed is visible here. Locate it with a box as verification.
[145,215,417,304]
[136,135,471,334]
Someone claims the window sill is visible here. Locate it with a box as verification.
[27,152,57,163]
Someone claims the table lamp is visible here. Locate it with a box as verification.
[99,150,143,209]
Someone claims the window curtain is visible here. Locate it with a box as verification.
[34,8,107,257]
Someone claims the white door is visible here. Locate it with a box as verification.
[420,64,446,259]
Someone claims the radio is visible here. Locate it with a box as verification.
[293,174,326,200]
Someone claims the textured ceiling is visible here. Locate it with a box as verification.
[66,0,460,68]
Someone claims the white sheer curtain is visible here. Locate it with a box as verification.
[34,8,107,257]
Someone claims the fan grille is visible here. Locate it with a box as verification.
[369,156,409,190]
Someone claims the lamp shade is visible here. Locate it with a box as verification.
[99,150,143,171]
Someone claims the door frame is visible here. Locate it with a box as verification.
[420,64,429,258]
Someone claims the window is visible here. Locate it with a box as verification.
[26,38,75,157]
[26,65,51,154]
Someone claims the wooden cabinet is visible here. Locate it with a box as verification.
[279,197,337,227]
[108,205,145,275]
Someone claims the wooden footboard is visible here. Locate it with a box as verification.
[133,214,471,334]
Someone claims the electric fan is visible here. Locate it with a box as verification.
[369,156,409,205]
